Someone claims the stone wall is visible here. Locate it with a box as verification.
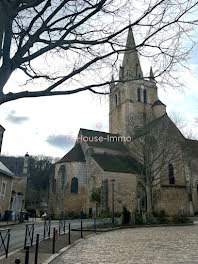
[105,172,137,214]
[11,176,27,213]
[153,187,190,215]
[109,79,159,136]
[52,161,87,217]
[0,173,12,219]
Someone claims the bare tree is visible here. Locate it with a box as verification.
[0,0,198,105]
[127,113,186,213]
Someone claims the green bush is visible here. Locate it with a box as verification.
[122,206,130,224]
[135,211,143,225]
[99,211,112,218]
[146,212,159,224]
[157,210,170,224]
[171,214,191,224]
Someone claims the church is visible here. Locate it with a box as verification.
[48,28,198,218]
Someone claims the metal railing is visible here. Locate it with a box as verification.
[59,218,66,234]
[0,228,11,258]
[43,219,51,239]
[24,223,34,249]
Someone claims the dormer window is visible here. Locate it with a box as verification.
[137,88,141,102]
[143,90,147,103]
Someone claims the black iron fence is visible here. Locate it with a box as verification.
[24,223,34,249]
[0,228,10,258]
[12,218,109,264]
[59,218,66,234]
[43,219,51,239]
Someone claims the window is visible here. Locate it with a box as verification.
[143,90,147,103]
[58,165,66,190]
[115,94,118,107]
[168,164,175,184]
[0,181,7,199]
[118,91,121,104]
[71,177,78,194]
[137,88,141,102]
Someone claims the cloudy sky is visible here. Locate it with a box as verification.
[0,40,197,160]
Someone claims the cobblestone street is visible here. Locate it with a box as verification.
[51,224,198,264]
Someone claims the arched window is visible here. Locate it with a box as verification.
[168,164,175,184]
[58,165,66,190]
[137,88,141,102]
[115,94,118,107]
[71,177,78,194]
[143,90,147,103]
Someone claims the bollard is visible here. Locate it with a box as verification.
[15,258,21,264]
[52,228,56,254]
[94,218,96,233]
[59,221,61,235]
[34,234,39,264]
[68,223,71,244]
[64,219,66,234]
[25,246,30,264]
[80,220,83,238]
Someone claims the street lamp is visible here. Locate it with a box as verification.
[111,179,116,225]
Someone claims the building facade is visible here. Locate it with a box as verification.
[48,28,198,217]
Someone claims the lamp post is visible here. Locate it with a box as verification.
[111,179,115,225]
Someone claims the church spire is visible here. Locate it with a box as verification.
[120,27,143,80]
[110,74,115,91]
[149,66,155,81]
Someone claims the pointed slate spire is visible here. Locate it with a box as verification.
[119,27,143,80]
[110,74,115,91]
[149,66,155,81]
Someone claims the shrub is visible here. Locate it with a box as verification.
[171,214,191,224]
[157,210,169,224]
[135,211,143,225]
[99,211,112,218]
[122,206,130,224]
[146,212,159,224]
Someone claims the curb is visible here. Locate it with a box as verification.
[42,223,195,263]
[43,233,96,264]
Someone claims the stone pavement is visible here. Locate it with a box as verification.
[51,224,198,264]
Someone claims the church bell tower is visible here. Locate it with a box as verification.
[109,28,162,137]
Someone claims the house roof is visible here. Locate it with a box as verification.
[57,143,86,163]
[152,100,166,107]
[182,139,198,158]
[79,128,127,152]
[92,153,141,173]
[0,161,14,177]
[133,114,166,139]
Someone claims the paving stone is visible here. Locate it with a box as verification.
[51,224,198,264]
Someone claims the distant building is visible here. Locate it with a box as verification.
[0,162,14,220]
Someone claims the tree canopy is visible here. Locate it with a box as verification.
[0,0,198,104]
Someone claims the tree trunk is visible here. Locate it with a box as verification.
[146,185,152,213]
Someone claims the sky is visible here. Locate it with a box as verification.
[0,31,198,160]
[0,58,197,160]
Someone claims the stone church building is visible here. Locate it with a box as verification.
[48,28,198,217]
